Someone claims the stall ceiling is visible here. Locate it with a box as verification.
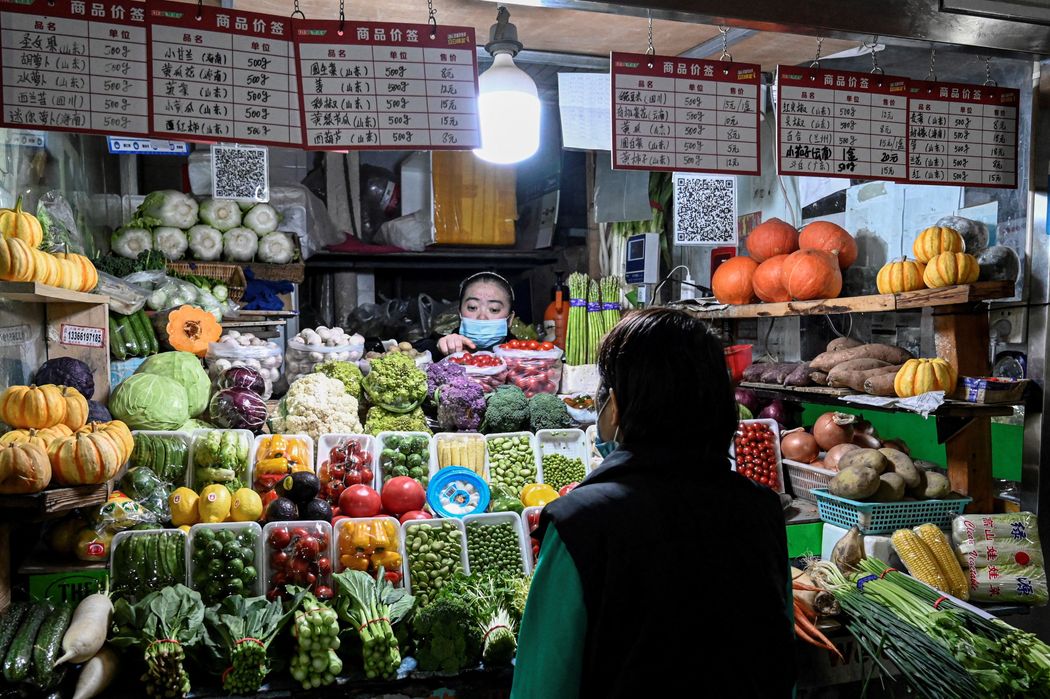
[235,0,858,70]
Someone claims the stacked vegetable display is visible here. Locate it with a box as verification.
[189,526,260,604]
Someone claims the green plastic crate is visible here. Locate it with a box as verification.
[813,489,970,534]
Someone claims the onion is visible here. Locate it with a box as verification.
[209,387,268,433]
[758,399,787,426]
[852,431,882,449]
[812,412,857,450]
[812,460,827,469]
[824,443,860,471]
[735,387,762,415]
[780,429,819,463]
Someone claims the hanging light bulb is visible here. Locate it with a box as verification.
[474,6,541,164]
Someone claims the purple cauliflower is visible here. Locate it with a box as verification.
[435,374,486,431]
[427,361,467,402]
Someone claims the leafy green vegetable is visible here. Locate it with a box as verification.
[136,352,211,417]
[110,584,206,698]
[333,569,415,681]
[109,373,190,430]
[411,593,481,673]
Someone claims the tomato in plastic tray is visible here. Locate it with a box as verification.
[525,508,541,565]
[734,421,781,490]
[319,437,375,506]
[496,344,563,398]
[264,522,333,601]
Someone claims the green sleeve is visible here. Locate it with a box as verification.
[510,525,586,699]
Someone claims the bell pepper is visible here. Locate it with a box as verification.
[489,485,524,514]
[345,553,370,571]
[256,456,291,475]
[384,570,403,585]
[520,483,546,502]
[371,550,402,571]
[522,484,560,508]
[369,520,395,551]
[350,522,371,550]
[287,439,309,468]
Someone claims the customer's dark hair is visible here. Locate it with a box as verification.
[597,307,736,452]
[459,272,515,305]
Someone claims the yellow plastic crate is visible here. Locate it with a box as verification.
[432,151,517,246]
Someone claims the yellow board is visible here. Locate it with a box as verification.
[432,151,517,246]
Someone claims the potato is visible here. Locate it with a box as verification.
[907,469,928,498]
[829,465,881,500]
[838,448,890,475]
[914,460,941,472]
[871,473,906,502]
[878,448,922,489]
[827,337,863,353]
[923,471,952,499]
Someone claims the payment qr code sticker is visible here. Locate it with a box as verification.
[212,144,269,202]
[672,173,737,246]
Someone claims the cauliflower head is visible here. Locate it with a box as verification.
[270,373,363,440]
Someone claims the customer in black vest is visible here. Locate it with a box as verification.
[511,307,796,698]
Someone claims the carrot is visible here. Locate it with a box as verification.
[793,601,844,661]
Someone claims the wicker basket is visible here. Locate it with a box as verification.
[166,262,247,302]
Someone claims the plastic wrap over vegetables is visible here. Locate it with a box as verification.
[216,365,273,400]
[209,387,268,433]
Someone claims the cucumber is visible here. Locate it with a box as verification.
[0,603,28,661]
[128,311,152,356]
[138,310,159,354]
[32,601,73,689]
[3,602,52,683]
[117,315,141,358]
[107,316,127,361]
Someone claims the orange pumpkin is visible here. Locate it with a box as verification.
[166,305,222,357]
[0,426,70,452]
[752,255,792,303]
[1,237,36,282]
[58,385,88,431]
[894,358,958,398]
[711,256,758,305]
[0,441,51,494]
[48,430,123,485]
[913,226,964,263]
[923,252,980,288]
[53,252,98,292]
[77,420,133,464]
[799,221,857,269]
[0,196,43,249]
[35,251,62,287]
[876,257,927,294]
[745,218,799,263]
[0,384,67,429]
[782,249,842,300]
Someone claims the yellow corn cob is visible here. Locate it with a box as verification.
[892,529,952,592]
[915,523,970,600]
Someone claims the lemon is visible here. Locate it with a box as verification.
[231,488,263,522]
[198,484,232,524]
[169,487,200,527]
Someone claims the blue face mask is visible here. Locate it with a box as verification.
[459,316,508,349]
[595,394,620,458]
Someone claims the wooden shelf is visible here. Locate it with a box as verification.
[236,309,297,318]
[687,281,1013,320]
[740,382,1019,418]
[0,282,108,305]
[220,319,287,329]
[0,483,111,520]
[308,248,559,272]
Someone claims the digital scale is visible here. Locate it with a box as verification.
[624,232,660,286]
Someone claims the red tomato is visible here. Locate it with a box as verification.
[540,341,555,351]
[339,484,383,518]
[270,550,289,568]
[399,510,432,524]
[382,477,426,515]
[317,557,332,575]
[558,483,578,496]
[295,536,320,560]
[526,340,540,350]
[315,585,334,600]
[268,527,291,550]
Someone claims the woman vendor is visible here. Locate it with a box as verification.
[421,271,516,359]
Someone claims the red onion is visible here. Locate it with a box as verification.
[758,399,786,426]
[825,443,860,471]
[812,412,857,450]
[780,429,819,463]
[209,387,268,433]
[735,387,762,415]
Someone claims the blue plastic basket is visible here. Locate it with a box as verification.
[813,489,971,534]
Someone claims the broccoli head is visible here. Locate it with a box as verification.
[481,384,529,433]
[364,405,432,436]
[412,594,482,673]
[314,360,364,398]
[528,392,573,431]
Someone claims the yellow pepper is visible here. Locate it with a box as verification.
[522,484,560,507]
[345,553,370,571]
[255,457,290,475]
[371,550,402,571]
[287,439,309,467]
[369,520,396,551]
[350,522,371,550]
[520,483,546,501]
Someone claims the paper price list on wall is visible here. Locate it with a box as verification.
[294,20,479,150]
[0,0,149,135]
[777,66,909,181]
[610,52,761,175]
[148,1,300,145]
[907,80,1018,188]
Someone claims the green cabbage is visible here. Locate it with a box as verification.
[179,418,215,433]
[109,373,190,430]
[135,351,211,417]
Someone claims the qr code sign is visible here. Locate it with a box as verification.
[673,173,737,246]
[212,144,269,201]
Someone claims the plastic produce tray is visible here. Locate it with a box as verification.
[376,431,434,491]
[463,511,532,576]
[783,459,836,502]
[316,434,378,489]
[187,522,264,601]
[110,529,188,601]
[812,488,972,535]
[483,432,541,491]
[729,418,785,494]
[400,518,469,598]
[333,516,404,584]
[187,429,254,491]
[536,428,588,488]
[431,432,488,481]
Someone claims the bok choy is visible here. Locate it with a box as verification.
[199,199,242,232]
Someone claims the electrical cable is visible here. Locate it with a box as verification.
[651,265,690,305]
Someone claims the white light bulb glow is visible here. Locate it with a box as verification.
[474,53,541,164]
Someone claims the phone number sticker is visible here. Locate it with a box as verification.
[61,324,105,348]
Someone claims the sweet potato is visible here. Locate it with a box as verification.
[864,371,901,397]
[809,344,914,373]
[760,363,797,385]
[810,371,828,386]
[829,364,901,392]
[784,363,812,387]
[827,337,863,353]
[742,363,770,382]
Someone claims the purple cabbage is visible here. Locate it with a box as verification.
[34,357,94,400]
[758,399,787,428]
[87,400,112,423]
[209,387,268,433]
[435,374,486,431]
[217,366,271,399]
[734,387,762,415]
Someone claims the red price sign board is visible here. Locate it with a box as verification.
[777,66,909,181]
[294,20,479,151]
[0,0,149,135]
[147,1,300,146]
[610,52,761,174]
[907,80,1018,188]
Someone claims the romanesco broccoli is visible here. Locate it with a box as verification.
[315,360,364,398]
[363,405,431,436]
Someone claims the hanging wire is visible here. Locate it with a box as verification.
[195,0,203,20]
[427,0,438,39]
[338,0,346,33]
[925,47,937,82]
[981,55,998,86]
[718,25,733,61]
[646,11,655,55]
[810,37,824,69]
[868,36,883,75]
[291,0,305,20]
